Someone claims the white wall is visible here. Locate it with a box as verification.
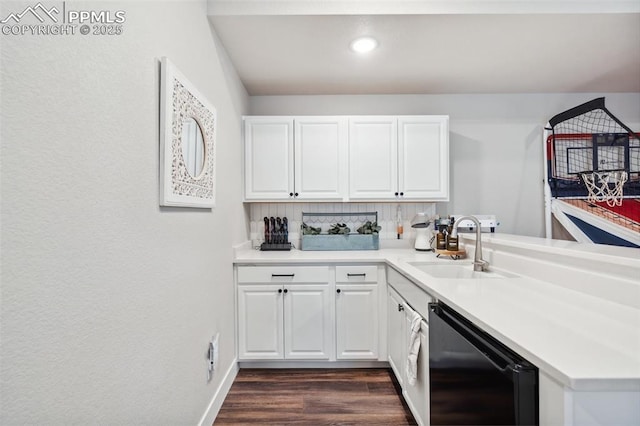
[250,93,640,237]
[1,1,248,423]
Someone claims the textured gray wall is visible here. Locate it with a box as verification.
[1,1,248,423]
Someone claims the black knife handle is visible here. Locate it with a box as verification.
[264,217,270,244]
[283,217,289,243]
[274,217,281,243]
[270,217,276,244]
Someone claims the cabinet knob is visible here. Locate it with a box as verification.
[289,192,294,197]
[398,304,404,312]
[399,192,404,196]
[278,289,283,294]
[283,288,288,294]
[336,289,341,294]
[395,192,399,196]
[294,192,299,197]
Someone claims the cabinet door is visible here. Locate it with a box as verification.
[294,117,347,200]
[398,116,449,200]
[404,315,430,426]
[336,283,379,360]
[348,117,398,200]
[244,118,294,200]
[284,284,333,360]
[237,284,284,360]
[387,287,406,386]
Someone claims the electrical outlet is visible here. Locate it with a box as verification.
[207,333,219,381]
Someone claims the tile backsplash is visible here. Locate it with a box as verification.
[249,202,436,248]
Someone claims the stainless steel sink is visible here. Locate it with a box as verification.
[406,261,515,279]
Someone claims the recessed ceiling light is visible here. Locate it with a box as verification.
[350,36,378,53]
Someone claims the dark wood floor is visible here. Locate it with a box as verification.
[214,368,417,425]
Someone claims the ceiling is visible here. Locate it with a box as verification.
[208,1,640,96]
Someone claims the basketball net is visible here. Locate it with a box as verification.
[580,171,628,207]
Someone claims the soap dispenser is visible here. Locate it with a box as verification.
[396,205,403,240]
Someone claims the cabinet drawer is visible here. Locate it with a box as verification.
[387,266,433,319]
[237,266,329,283]
[336,265,378,283]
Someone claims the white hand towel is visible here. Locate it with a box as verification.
[406,310,422,386]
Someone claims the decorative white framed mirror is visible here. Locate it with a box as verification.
[160,57,217,208]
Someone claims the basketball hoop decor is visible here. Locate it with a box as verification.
[544,97,640,202]
[580,170,628,207]
[543,98,640,245]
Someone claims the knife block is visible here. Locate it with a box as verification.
[260,242,292,251]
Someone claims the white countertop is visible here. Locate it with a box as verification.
[234,234,640,392]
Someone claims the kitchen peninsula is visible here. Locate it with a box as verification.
[234,233,640,426]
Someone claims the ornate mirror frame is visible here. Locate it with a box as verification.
[160,57,217,208]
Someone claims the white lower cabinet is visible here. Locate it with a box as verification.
[236,264,386,362]
[237,284,284,359]
[335,265,380,360]
[387,287,406,386]
[387,268,433,426]
[403,306,430,426]
[237,266,333,361]
[283,284,333,359]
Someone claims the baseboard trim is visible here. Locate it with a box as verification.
[198,358,239,426]
[238,360,389,369]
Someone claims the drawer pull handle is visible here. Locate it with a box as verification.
[398,304,404,312]
[272,274,295,277]
[347,273,366,277]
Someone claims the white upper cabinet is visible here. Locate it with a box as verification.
[294,117,347,200]
[348,117,399,200]
[244,115,449,202]
[398,116,449,201]
[349,116,449,201]
[244,116,347,201]
[244,117,294,200]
